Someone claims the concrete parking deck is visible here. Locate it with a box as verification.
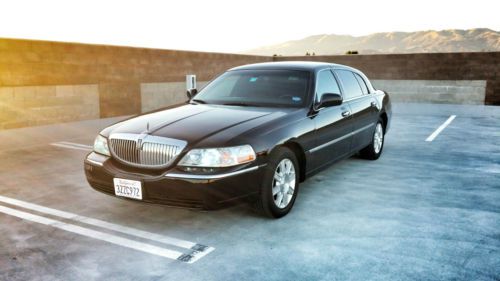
[0,103,499,281]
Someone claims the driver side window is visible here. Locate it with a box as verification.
[316,70,341,102]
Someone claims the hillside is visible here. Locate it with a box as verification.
[244,28,500,56]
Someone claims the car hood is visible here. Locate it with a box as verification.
[102,104,291,146]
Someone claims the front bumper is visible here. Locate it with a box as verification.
[84,152,265,210]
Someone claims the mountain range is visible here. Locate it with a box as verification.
[244,28,500,56]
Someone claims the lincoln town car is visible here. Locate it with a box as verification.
[84,61,391,218]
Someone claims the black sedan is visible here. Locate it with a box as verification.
[84,61,391,218]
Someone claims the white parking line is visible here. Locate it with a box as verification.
[0,195,214,263]
[0,205,184,260]
[51,142,92,151]
[58,141,93,149]
[0,195,197,248]
[425,115,456,142]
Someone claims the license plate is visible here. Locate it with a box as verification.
[113,178,142,200]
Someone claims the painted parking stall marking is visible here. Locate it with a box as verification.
[0,195,214,263]
[51,141,92,151]
[425,115,456,142]
[0,205,183,260]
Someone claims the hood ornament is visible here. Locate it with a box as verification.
[136,122,150,151]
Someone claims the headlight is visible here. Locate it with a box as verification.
[93,135,110,156]
[178,145,256,167]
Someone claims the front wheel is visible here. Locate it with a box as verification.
[359,119,385,160]
[254,147,299,218]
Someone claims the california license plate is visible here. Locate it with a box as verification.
[113,178,142,200]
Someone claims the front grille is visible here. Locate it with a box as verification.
[108,133,187,168]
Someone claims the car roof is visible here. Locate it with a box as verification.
[229,61,349,72]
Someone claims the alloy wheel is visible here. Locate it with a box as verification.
[271,158,296,209]
[374,123,384,154]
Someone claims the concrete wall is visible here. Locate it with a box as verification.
[0,84,99,129]
[0,38,270,129]
[1,38,499,130]
[141,81,208,113]
[371,80,486,104]
[275,52,500,105]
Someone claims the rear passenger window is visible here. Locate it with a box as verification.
[316,70,341,102]
[335,70,363,100]
[354,73,369,95]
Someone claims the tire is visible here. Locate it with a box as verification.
[359,119,385,160]
[254,147,300,218]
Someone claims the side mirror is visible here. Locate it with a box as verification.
[186,88,198,99]
[318,93,342,108]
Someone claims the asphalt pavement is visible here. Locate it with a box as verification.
[0,103,499,281]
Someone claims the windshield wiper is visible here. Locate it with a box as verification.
[191,99,207,104]
[222,102,260,107]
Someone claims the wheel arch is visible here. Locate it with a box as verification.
[380,111,388,132]
[282,141,307,182]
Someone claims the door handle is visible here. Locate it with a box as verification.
[341,111,351,117]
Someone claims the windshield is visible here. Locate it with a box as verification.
[193,70,311,107]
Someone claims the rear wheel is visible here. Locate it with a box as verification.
[254,147,299,218]
[359,119,385,160]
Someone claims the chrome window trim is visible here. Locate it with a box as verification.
[334,69,366,101]
[313,68,370,111]
[353,72,369,95]
[332,66,375,94]
[343,95,367,103]
[165,165,260,180]
[308,123,375,153]
[315,89,367,112]
[313,68,343,111]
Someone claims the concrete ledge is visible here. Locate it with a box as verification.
[372,80,486,105]
[392,102,500,118]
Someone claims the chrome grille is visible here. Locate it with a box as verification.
[109,133,187,168]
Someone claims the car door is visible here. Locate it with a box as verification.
[334,69,378,152]
[309,69,354,169]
